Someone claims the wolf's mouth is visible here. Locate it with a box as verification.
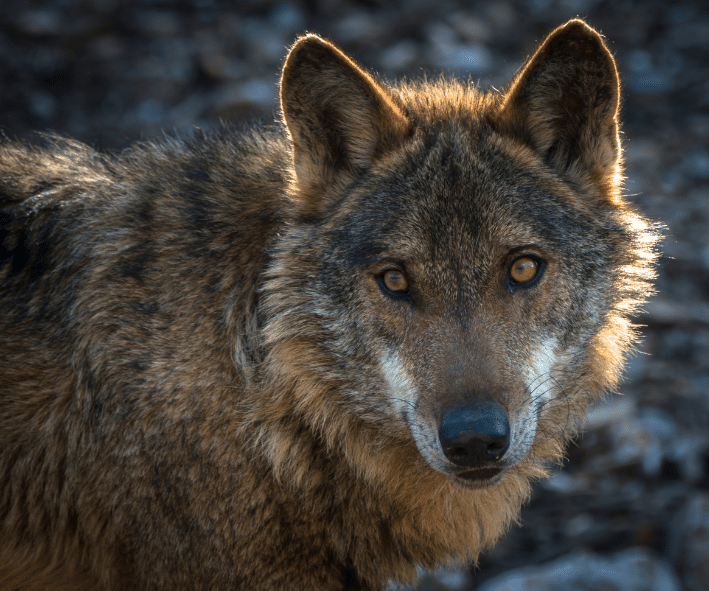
[449,466,508,489]
[450,469,507,489]
[457,467,503,481]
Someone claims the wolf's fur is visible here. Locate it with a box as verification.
[0,20,659,591]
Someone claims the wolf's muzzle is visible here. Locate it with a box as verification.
[438,402,510,468]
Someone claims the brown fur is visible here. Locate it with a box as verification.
[0,20,659,590]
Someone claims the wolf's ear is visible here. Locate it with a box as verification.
[499,20,620,192]
[280,34,409,218]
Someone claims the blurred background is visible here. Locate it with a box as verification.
[1,1,707,589]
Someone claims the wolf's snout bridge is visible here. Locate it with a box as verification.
[438,402,511,467]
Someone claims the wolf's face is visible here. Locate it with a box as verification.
[360,150,568,489]
[263,21,658,491]
[302,123,629,489]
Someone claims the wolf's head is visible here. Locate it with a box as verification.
[259,21,659,496]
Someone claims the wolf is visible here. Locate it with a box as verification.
[0,18,659,591]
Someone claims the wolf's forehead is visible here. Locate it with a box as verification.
[339,188,540,273]
[391,130,595,246]
[383,142,546,240]
[396,130,529,206]
[333,130,590,267]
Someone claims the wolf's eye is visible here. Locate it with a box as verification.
[509,256,540,285]
[381,270,408,293]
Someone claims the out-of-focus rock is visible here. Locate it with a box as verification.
[476,548,681,591]
[670,493,709,590]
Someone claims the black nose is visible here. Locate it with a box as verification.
[438,402,510,468]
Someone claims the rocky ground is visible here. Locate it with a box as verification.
[1,1,707,589]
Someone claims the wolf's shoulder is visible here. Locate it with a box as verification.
[0,123,290,316]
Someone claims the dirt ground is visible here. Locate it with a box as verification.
[1,1,707,589]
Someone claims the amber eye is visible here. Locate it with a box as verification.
[509,256,539,284]
[381,270,409,293]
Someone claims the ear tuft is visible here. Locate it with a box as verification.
[280,35,409,218]
[499,19,621,193]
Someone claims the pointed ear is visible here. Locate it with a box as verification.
[280,34,409,218]
[498,20,621,193]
